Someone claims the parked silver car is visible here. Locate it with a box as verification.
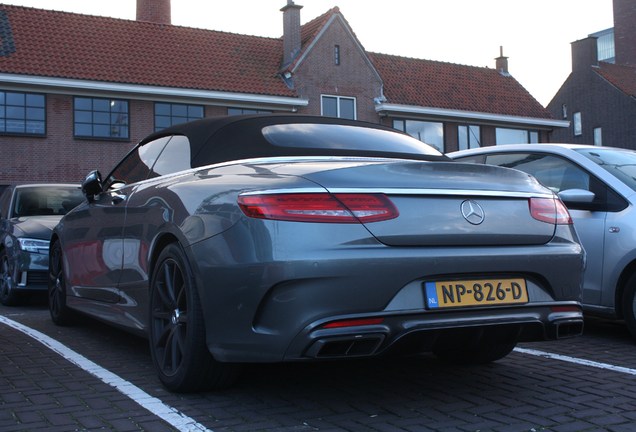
[451,144,636,339]
[0,184,83,305]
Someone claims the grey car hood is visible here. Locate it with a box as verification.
[12,216,61,240]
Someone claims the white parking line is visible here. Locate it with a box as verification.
[515,347,636,376]
[0,315,213,432]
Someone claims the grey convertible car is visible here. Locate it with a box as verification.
[49,115,584,392]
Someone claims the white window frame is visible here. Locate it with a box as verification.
[495,127,539,145]
[458,124,481,150]
[573,112,582,136]
[321,95,356,120]
[594,127,602,146]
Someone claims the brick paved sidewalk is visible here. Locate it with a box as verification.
[0,324,176,432]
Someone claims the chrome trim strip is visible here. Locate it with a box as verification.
[239,188,553,199]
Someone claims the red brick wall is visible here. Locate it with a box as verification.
[0,95,151,185]
[292,17,383,123]
[614,0,636,66]
[0,96,275,186]
[205,106,227,117]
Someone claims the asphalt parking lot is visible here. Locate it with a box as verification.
[2,296,636,432]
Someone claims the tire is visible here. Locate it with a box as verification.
[48,240,76,325]
[0,249,20,306]
[148,243,240,392]
[622,273,636,340]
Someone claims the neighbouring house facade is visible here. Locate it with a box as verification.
[0,0,566,185]
[547,0,636,147]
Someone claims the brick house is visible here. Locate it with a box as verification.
[547,0,636,147]
[0,0,565,185]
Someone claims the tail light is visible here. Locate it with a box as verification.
[238,193,398,223]
[530,197,572,225]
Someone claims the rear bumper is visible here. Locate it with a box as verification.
[188,221,584,363]
[293,304,583,360]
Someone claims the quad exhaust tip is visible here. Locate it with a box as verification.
[555,320,584,339]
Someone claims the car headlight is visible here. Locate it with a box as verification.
[17,238,50,254]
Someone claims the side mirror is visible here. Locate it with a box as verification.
[82,170,103,202]
[558,188,595,210]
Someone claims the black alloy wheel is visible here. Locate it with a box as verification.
[0,250,19,306]
[48,240,75,325]
[149,243,239,392]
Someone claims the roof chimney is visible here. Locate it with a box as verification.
[571,37,598,72]
[137,0,171,24]
[613,0,636,65]
[495,46,509,76]
[281,0,303,68]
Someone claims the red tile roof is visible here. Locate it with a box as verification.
[0,4,552,120]
[301,7,339,47]
[596,62,636,97]
[0,5,295,97]
[369,53,551,118]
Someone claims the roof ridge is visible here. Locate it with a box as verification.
[599,61,636,71]
[0,3,282,40]
[368,51,496,72]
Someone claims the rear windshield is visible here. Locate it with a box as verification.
[262,123,442,157]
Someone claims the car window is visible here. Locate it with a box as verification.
[484,153,589,193]
[106,136,172,188]
[262,124,443,156]
[483,152,626,212]
[576,147,636,193]
[150,135,191,177]
[13,187,84,217]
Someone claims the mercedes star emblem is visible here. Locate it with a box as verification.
[460,200,485,225]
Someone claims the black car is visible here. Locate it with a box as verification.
[0,184,83,305]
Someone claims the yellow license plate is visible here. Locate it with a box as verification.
[425,278,528,309]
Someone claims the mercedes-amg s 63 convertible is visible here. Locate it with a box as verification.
[49,115,584,392]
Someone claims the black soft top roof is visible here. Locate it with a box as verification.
[140,114,448,167]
